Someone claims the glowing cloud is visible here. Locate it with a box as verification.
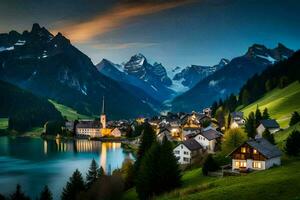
[53,0,194,43]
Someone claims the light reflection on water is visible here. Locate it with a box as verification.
[0,136,133,200]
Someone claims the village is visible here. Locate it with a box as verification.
[62,97,283,173]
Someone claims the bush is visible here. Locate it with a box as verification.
[285,130,300,156]
[202,154,219,176]
[289,112,300,126]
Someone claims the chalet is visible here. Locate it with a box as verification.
[173,138,203,165]
[228,138,282,171]
[194,128,222,152]
[157,128,173,142]
[182,127,201,140]
[256,119,280,137]
[230,112,245,128]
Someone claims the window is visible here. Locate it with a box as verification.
[174,150,180,154]
[253,161,262,169]
[235,161,239,168]
[241,147,246,153]
[184,151,189,155]
[183,157,190,162]
[235,161,246,168]
[253,149,258,154]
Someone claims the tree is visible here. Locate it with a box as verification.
[241,89,250,105]
[289,112,300,126]
[262,108,270,120]
[134,122,156,172]
[262,129,275,145]
[215,107,225,128]
[86,159,99,189]
[9,184,30,200]
[265,79,272,92]
[61,169,86,200]
[211,101,218,117]
[245,112,257,138]
[97,166,105,178]
[227,113,232,129]
[0,194,5,200]
[136,137,181,199]
[255,107,262,127]
[285,130,300,156]
[202,154,219,176]
[39,185,52,200]
[222,128,248,154]
[279,76,289,89]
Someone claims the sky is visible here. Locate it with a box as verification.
[0,0,300,69]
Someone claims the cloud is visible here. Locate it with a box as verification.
[52,0,194,43]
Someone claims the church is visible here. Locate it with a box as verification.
[75,97,120,138]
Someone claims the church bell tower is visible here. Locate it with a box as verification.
[100,96,106,129]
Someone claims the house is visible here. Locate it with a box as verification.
[256,119,280,137]
[111,128,122,137]
[230,112,245,128]
[173,138,203,165]
[228,138,282,171]
[194,128,222,152]
[76,120,102,137]
[157,128,173,142]
[182,127,201,140]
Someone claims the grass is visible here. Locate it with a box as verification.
[240,81,300,128]
[49,99,91,121]
[0,118,8,130]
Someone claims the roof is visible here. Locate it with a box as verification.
[231,112,244,119]
[260,119,280,129]
[76,120,102,129]
[201,128,222,140]
[182,139,203,151]
[229,138,282,159]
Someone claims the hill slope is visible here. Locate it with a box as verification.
[240,81,300,128]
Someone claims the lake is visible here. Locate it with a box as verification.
[0,136,134,199]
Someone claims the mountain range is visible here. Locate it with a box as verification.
[171,43,294,112]
[0,24,155,119]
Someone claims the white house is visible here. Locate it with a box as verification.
[228,138,282,171]
[111,128,122,137]
[76,120,102,137]
[194,128,222,152]
[256,119,280,137]
[230,112,245,128]
[173,139,203,165]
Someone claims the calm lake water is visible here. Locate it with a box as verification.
[0,136,133,199]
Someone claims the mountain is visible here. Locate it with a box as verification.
[0,80,63,131]
[172,58,229,88]
[171,43,295,112]
[0,24,156,119]
[96,54,175,102]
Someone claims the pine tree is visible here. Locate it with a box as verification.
[97,166,105,178]
[61,169,85,200]
[262,129,275,145]
[262,108,270,120]
[242,89,250,105]
[289,112,300,126]
[255,106,262,127]
[285,130,300,156]
[134,122,156,172]
[202,154,219,176]
[39,185,52,200]
[227,113,232,129]
[245,112,257,138]
[9,184,30,200]
[86,159,99,189]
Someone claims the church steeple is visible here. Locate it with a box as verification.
[101,96,105,114]
[100,96,106,129]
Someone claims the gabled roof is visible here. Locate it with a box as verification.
[231,111,244,119]
[182,139,203,151]
[158,127,171,134]
[229,138,282,159]
[201,128,222,140]
[76,120,102,128]
[260,119,280,129]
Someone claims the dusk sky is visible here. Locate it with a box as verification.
[1,0,300,69]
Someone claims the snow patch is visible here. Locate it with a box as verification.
[209,80,219,87]
[168,79,189,93]
[256,54,276,64]
[15,40,26,46]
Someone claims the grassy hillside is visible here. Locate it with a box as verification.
[49,100,91,121]
[240,81,300,128]
[0,118,8,130]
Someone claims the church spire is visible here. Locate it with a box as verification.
[101,96,105,114]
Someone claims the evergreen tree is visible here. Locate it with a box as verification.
[289,112,300,126]
[262,108,270,120]
[222,128,248,154]
[39,185,52,200]
[9,184,30,200]
[262,129,275,145]
[245,112,257,138]
[227,113,232,129]
[211,101,218,117]
[86,159,99,189]
[285,130,300,156]
[265,79,272,92]
[136,136,181,199]
[97,166,105,178]
[215,107,225,128]
[202,154,219,176]
[0,193,5,200]
[255,106,262,127]
[241,89,250,105]
[61,169,85,200]
[134,122,156,172]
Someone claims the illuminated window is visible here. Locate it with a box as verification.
[253,149,258,154]
[241,147,246,153]
[235,161,239,168]
[240,161,247,167]
[253,162,261,168]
